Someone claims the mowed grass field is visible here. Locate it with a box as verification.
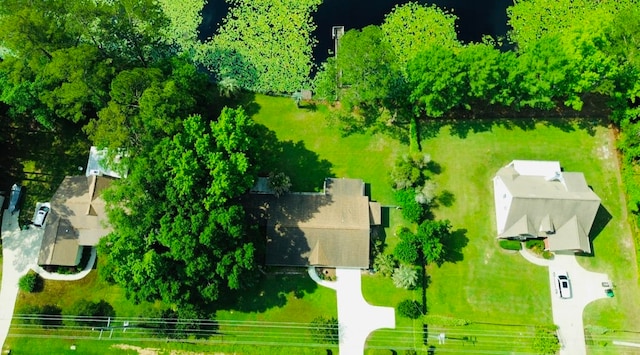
[4,95,639,354]
[252,96,640,353]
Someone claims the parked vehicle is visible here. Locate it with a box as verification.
[33,205,50,227]
[556,271,572,299]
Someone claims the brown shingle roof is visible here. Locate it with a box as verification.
[39,175,114,266]
[252,178,377,268]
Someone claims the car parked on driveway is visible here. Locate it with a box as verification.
[556,271,572,299]
[33,205,50,227]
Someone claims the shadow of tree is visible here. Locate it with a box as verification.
[216,271,319,313]
[253,124,334,192]
[437,190,455,207]
[439,228,469,265]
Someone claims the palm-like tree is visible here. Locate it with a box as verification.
[218,77,240,98]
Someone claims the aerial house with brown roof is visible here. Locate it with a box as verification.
[247,178,381,269]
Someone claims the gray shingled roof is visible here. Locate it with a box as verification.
[493,161,601,253]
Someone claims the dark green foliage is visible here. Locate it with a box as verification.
[309,316,339,344]
[394,220,452,267]
[0,0,174,129]
[526,239,546,253]
[100,107,261,312]
[394,189,427,224]
[397,299,422,319]
[18,273,40,293]
[499,239,523,251]
[65,300,116,328]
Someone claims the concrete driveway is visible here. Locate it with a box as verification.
[521,249,610,355]
[309,267,395,354]
[0,209,45,347]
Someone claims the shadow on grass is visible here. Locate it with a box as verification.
[440,228,469,265]
[417,100,611,140]
[253,124,334,192]
[217,271,318,313]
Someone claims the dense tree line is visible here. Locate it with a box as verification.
[314,1,640,144]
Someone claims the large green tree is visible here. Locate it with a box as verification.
[0,0,173,128]
[381,2,460,76]
[199,0,321,93]
[100,108,262,311]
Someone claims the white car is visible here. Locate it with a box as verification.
[556,271,572,299]
[33,206,50,227]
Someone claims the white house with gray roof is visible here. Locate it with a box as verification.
[493,160,601,253]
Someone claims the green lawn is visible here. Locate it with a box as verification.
[252,96,639,353]
[6,95,639,354]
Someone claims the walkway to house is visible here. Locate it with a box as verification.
[0,210,96,349]
[308,267,395,354]
[520,248,611,355]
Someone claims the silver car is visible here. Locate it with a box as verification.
[33,206,49,227]
[556,271,572,299]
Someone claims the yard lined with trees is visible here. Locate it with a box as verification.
[1,0,640,353]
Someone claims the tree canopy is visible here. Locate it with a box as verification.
[100,107,262,311]
[381,2,460,76]
[199,0,321,93]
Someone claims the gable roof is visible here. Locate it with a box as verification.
[39,175,114,266]
[249,178,379,268]
[493,160,601,253]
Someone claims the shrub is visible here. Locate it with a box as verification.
[18,273,41,293]
[499,239,522,251]
[392,264,418,289]
[268,171,292,197]
[373,253,396,277]
[542,250,554,259]
[397,299,422,319]
[394,188,428,223]
[526,239,546,253]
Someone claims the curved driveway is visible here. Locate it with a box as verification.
[520,249,610,355]
[308,267,395,354]
[0,210,44,348]
[0,209,96,349]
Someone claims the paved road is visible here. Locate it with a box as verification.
[521,249,610,355]
[309,267,395,354]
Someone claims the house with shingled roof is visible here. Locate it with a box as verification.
[493,160,601,254]
[38,147,123,266]
[245,178,381,268]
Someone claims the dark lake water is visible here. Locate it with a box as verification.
[199,0,514,63]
